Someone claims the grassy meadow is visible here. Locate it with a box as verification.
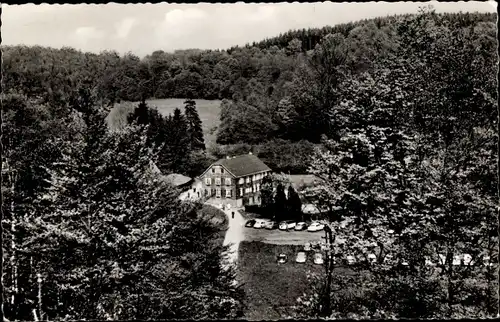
[107,98,222,148]
[239,241,323,320]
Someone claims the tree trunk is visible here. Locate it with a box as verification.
[10,173,18,312]
[447,248,454,318]
[37,273,43,320]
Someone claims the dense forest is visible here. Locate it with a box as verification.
[2,7,498,320]
[4,10,496,175]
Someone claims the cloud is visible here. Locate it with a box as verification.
[155,8,208,41]
[246,5,276,22]
[75,26,105,40]
[115,17,136,39]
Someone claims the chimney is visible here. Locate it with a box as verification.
[248,151,252,155]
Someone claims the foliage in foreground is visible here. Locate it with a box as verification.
[2,89,244,320]
[297,8,498,319]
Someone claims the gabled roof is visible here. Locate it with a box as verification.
[210,154,271,178]
[163,173,193,187]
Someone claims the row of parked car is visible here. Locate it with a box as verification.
[244,218,326,232]
[277,252,325,264]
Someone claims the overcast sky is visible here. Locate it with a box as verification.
[2,1,497,57]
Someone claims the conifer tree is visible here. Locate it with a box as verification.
[184,99,206,151]
[287,186,303,222]
[274,184,287,222]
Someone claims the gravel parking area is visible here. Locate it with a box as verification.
[243,226,325,245]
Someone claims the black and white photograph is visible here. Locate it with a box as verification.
[1,1,498,320]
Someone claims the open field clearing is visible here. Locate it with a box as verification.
[107,98,221,147]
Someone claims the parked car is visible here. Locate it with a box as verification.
[307,222,325,232]
[277,253,287,264]
[483,255,493,267]
[279,220,296,230]
[346,255,356,265]
[296,252,307,263]
[245,219,256,228]
[264,221,279,230]
[253,221,265,229]
[304,242,312,251]
[384,254,396,265]
[452,255,462,266]
[313,253,324,265]
[253,219,269,229]
[294,222,308,231]
[463,254,472,266]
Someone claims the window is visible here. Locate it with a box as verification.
[216,188,221,198]
[239,188,243,196]
[221,168,224,174]
[215,178,221,185]
[212,168,215,173]
[225,178,232,186]
[246,177,251,183]
[193,188,196,193]
[256,183,260,191]
[226,189,231,198]
[253,184,256,192]
[245,187,252,193]
[205,178,211,185]
[239,178,244,184]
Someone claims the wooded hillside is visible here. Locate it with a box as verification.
[2,8,498,320]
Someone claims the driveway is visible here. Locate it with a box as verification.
[222,208,245,268]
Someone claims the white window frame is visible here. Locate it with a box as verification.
[238,178,244,184]
[246,177,251,183]
[256,183,260,191]
[215,178,221,186]
[226,189,231,198]
[216,188,221,198]
[239,188,243,196]
[225,178,232,186]
[205,177,211,185]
